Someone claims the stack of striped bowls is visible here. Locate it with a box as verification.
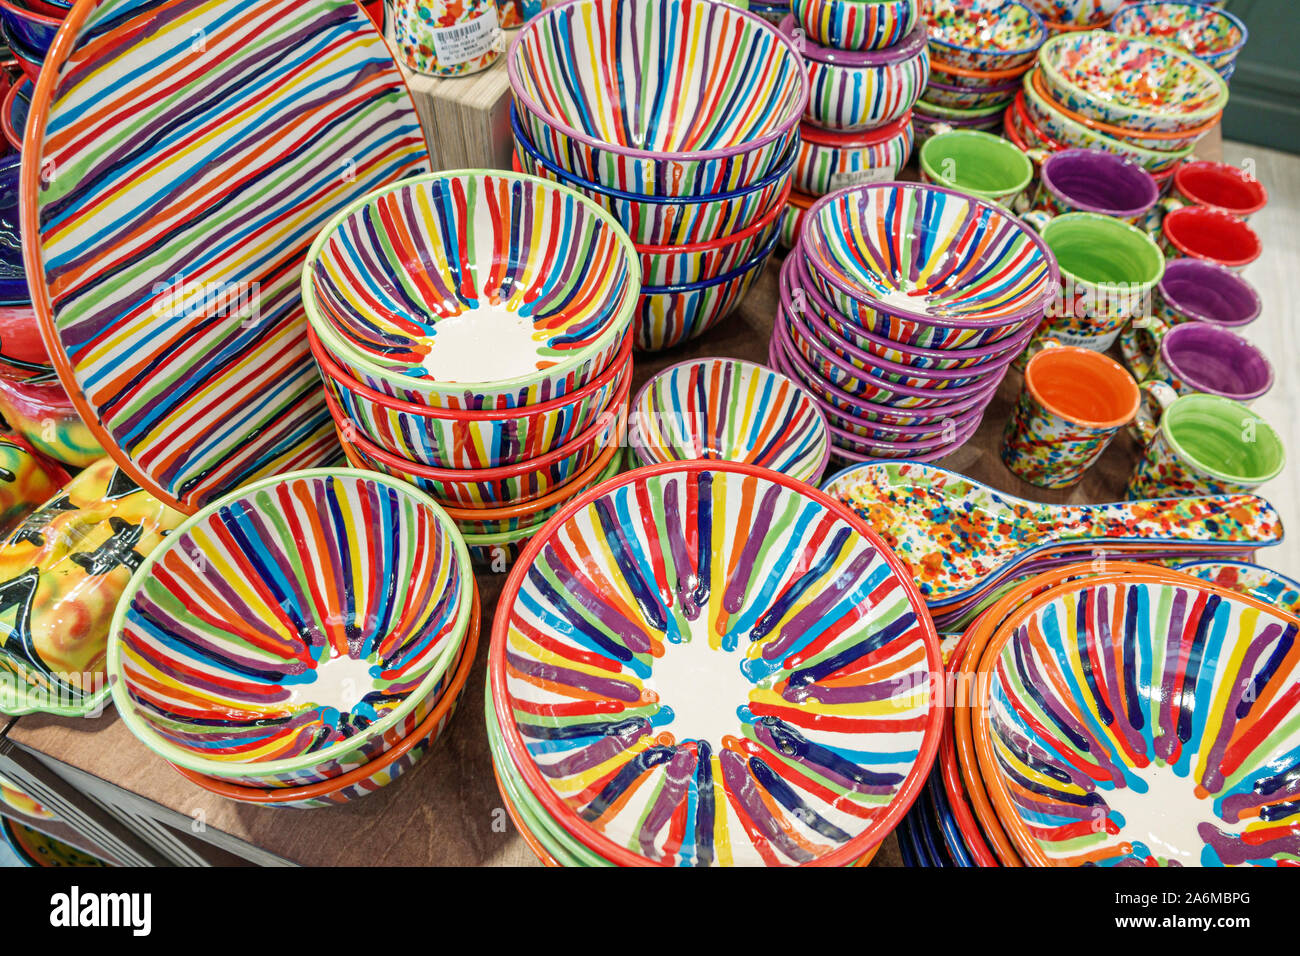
[776,0,927,245]
[915,0,1046,142]
[508,0,804,351]
[303,170,636,568]
[773,181,1058,463]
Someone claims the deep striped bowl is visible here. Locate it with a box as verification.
[508,0,807,197]
[923,0,1046,72]
[637,184,789,286]
[800,182,1057,349]
[780,15,928,133]
[630,357,830,483]
[488,459,944,866]
[636,232,777,350]
[793,114,914,197]
[108,470,473,788]
[512,106,797,246]
[974,570,1300,866]
[329,372,630,508]
[311,325,632,471]
[305,171,637,410]
[792,0,919,51]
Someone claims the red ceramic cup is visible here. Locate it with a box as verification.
[1171,161,1268,220]
[1160,205,1261,273]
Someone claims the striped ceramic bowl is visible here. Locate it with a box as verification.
[512,106,796,246]
[791,0,919,51]
[793,113,914,196]
[781,15,928,132]
[330,373,630,508]
[508,0,807,197]
[630,357,830,483]
[108,470,473,789]
[311,326,632,471]
[304,171,637,410]
[800,182,1056,349]
[637,232,778,350]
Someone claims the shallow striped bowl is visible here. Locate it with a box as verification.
[800,182,1056,349]
[489,460,944,866]
[109,470,473,789]
[305,171,636,410]
[630,358,829,483]
[975,570,1300,866]
[508,0,807,197]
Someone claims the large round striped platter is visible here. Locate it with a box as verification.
[490,459,944,866]
[21,0,430,513]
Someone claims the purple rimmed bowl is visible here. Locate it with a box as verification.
[771,308,1001,426]
[825,410,984,463]
[799,181,1057,350]
[508,0,808,197]
[923,75,1020,111]
[785,252,1038,373]
[1156,257,1261,329]
[779,14,929,133]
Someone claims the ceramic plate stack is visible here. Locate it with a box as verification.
[776,2,928,239]
[945,561,1300,866]
[109,470,481,809]
[304,170,637,568]
[775,181,1056,463]
[508,0,804,351]
[486,459,944,866]
[1110,1,1247,82]
[1016,30,1227,181]
[916,0,1047,142]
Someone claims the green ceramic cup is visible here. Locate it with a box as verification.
[1127,387,1286,501]
[918,130,1034,207]
[1027,211,1166,354]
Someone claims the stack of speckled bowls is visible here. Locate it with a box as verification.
[1022,0,1123,35]
[1110,2,1248,82]
[303,170,636,567]
[509,0,804,350]
[1013,29,1227,186]
[916,0,1046,141]
[773,181,1058,463]
[776,0,927,245]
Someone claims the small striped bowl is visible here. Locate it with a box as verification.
[792,0,919,51]
[630,357,830,483]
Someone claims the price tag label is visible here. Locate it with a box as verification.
[431,7,499,65]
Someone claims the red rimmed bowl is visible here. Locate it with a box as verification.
[793,113,915,196]
[328,371,631,508]
[311,325,632,471]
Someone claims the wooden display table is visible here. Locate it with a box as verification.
[0,132,1233,867]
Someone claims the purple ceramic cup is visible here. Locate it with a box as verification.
[1157,258,1262,328]
[1033,149,1159,224]
[1160,322,1274,402]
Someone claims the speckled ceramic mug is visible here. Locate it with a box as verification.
[1127,389,1285,501]
[1001,343,1139,489]
[1120,316,1273,408]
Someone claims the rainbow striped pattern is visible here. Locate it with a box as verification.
[631,359,829,483]
[805,37,929,132]
[801,183,1054,349]
[494,464,941,865]
[309,172,636,383]
[793,118,915,196]
[510,0,806,196]
[30,0,429,513]
[116,472,468,787]
[979,576,1300,866]
[793,0,918,51]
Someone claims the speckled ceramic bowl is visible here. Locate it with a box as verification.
[1110,1,1247,72]
[1021,0,1122,26]
[923,0,1046,72]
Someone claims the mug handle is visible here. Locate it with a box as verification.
[1142,195,1186,236]
[1128,380,1179,447]
[1022,209,1052,233]
[1118,315,1170,382]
